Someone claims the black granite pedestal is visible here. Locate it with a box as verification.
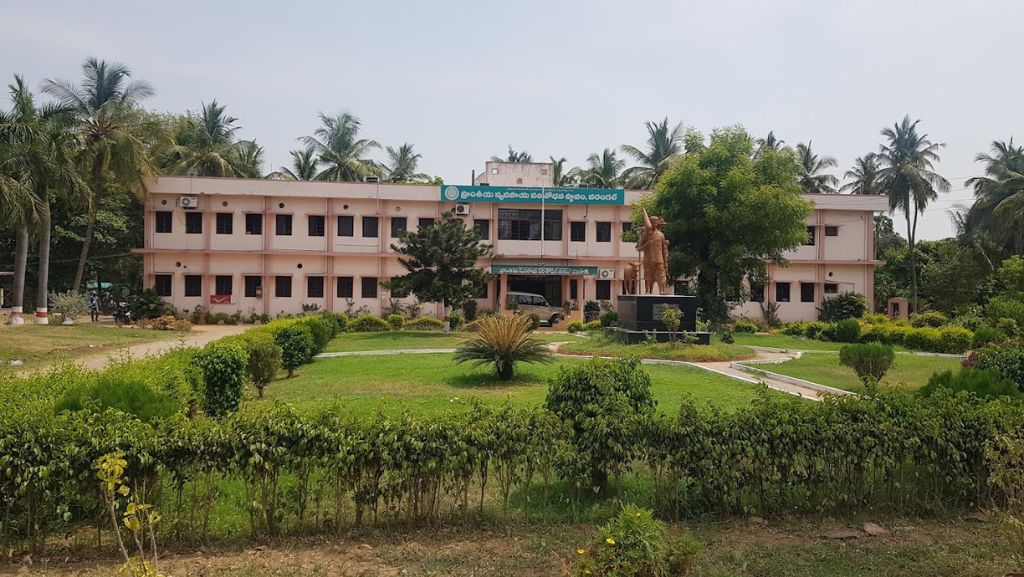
[615,294,711,345]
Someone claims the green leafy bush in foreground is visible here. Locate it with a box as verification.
[973,344,1024,390]
[55,375,178,422]
[574,504,700,577]
[919,368,1022,399]
[194,342,248,417]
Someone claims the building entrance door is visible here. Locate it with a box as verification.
[507,275,563,307]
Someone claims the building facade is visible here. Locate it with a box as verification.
[136,165,887,323]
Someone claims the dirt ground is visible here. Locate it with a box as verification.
[71,323,247,370]
[3,516,1014,577]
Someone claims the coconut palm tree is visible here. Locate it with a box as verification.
[158,101,250,177]
[233,140,264,178]
[795,142,839,194]
[269,147,319,180]
[579,148,625,188]
[383,143,428,182]
[42,58,158,291]
[301,112,381,182]
[549,156,573,186]
[491,146,532,163]
[0,124,37,325]
[840,153,883,195]
[965,139,1024,255]
[877,115,950,310]
[1,76,85,324]
[620,117,684,189]
[755,131,786,158]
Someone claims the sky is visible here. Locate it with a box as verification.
[2,0,1021,241]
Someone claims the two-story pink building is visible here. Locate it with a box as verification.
[136,161,887,323]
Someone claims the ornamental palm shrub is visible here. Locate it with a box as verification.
[274,326,315,378]
[817,292,866,322]
[453,314,551,380]
[919,368,1021,399]
[194,342,248,417]
[839,343,895,385]
[573,504,701,577]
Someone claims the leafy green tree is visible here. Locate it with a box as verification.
[795,141,838,194]
[621,117,684,189]
[651,126,813,324]
[301,112,380,182]
[389,212,491,330]
[491,146,531,163]
[157,101,252,177]
[965,139,1024,255]
[877,116,950,311]
[580,148,625,188]
[840,343,895,386]
[918,238,992,314]
[269,147,319,180]
[996,255,1024,296]
[42,58,158,291]
[840,153,883,195]
[245,334,281,398]
[383,142,428,182]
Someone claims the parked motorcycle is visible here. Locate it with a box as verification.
[113,302,133,325]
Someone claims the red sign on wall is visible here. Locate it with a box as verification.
[210,294,232,305]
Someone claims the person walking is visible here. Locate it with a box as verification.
[89,292,100,322]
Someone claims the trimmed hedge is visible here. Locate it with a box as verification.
[349,314,390,332]
[405,317,445,331]
[779,318,975,354]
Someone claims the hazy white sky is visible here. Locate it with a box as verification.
[3,0,1021,240]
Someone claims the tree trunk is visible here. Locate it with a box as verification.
[906,209,918,314]
[35,199,51,324]
[498,362,514,380]
[442,298,450,334]
[9,225,29,325]
[72,206,96,292]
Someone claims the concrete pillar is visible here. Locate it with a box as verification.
[498,273,508,314]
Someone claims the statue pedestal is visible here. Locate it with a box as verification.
[615,294,710,345]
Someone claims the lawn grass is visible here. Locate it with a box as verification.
[261,352,774,415]
[323,330,583,352]
[558,334,754,362]
[732,332,849,351]
[764,352,963,392]
[0,323,175,366]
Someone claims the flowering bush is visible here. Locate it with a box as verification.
[49,291,89,324]
[574,504,700,577]
[142,315,192,331]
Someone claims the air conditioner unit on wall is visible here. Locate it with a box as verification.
[454,203,471,216]
[598,268,616,280]
[179,196,199,209]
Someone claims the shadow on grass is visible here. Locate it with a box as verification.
[445,367,550,389]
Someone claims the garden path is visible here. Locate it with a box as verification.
[72,324,249,370]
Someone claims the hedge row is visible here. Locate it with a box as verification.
[781,319,976,353]
[2,390,1022,550]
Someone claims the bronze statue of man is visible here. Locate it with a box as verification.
[636,208,670,295]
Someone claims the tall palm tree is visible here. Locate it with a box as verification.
[949,206,996,272]
[579,148,625,188]
[491,146,532,163]
[795,141,839,194]
[158,100,250,177]
[1,76,85,324]
[620,117,684,189]
[755,131,786,158]
[383,143,428,182]
[42,57,157,291]
[877,115,950,310]
[549,156,577,186]
[233,140,264,178]
[301,112,381,182]
[965,139,1024,255]
[0,122,38,325]
[840,153,883,195]
[269,147,319,180]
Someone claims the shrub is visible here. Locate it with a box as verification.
[274,326,315,378]
[972,326,1007,348]
[904,327,942,352]
[803,321,830,340]
[911,311,950,328]
[462,318,482,332]
[919,368,1022,399]
[142,315,192,331]
[584,300,601,322]
[449,310,464,331]
[818,292,867,322]
[49,291,90,324]
[386,314,404,331]
[526,312,541,331]
[349,314,390,332]
[881,323,912,346]
[245,335,281,399]
[839,343,895,385]
[600,311,619,328]
[194,342,248,417]
[131,288,172,320]
[453,315,550,380]
[301,316,333,353]
[573,504,700,577]
[733,318,759,334]
[997,317,1021,338]
[568,320,585,334]
[859,323,886,344]
[546,357,653,490]
[861,313,889,325]
[462,299,478,322]
[662,307,682,344]
[974,345,1024,390]
[988,296,1024,328]
[824,318,861,343]
[55,374,179,422]
[716,327,735,344]
[781,322,808,336]
[584,320,603,332]
[938,326,973,354]
[405,317,445,331]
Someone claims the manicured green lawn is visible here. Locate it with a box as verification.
[323,330,583,352]
[0,323,175,366]
[764,352,963,392]
[261,352,777,415]
[558,334,754,362]
[732,333,849,351]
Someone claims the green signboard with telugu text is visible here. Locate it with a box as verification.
[490,264,599,276]
[441,185,624,205]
